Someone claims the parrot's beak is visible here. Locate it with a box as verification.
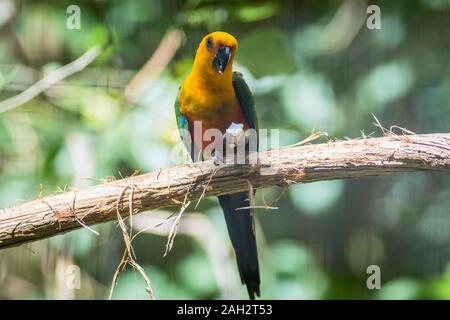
[213,46,232,73]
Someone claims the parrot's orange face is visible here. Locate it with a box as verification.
[195,31,238,75]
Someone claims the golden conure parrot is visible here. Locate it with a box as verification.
[174,31,260,299]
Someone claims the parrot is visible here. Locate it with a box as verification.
[174,31,260,299]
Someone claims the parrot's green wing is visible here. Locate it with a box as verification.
[232,72,258,131]
[174,88,198,161]
[174,89,192,159]
[174,89,187,140]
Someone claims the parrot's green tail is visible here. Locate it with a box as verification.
[218,192,260,300]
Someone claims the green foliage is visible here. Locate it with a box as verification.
[238,28,296,78]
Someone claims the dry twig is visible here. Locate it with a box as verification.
[108,184,155,300]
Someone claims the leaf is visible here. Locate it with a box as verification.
[237,28,296,78]
[0,67,17,90]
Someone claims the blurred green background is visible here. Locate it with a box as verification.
[1,0,450,299]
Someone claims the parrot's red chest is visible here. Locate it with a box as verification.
[179,81,250,151]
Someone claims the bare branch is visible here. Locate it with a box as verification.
[0,45,104,113]
[0,133,449,249]
[125,28,184,103]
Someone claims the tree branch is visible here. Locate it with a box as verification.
[1,133,449,249]
[0,45,104,113]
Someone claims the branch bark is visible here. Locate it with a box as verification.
[1,133,449,249]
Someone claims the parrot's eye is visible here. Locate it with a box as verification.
[206,37,214,50]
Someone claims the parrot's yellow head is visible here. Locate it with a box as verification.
[194,31,238,76]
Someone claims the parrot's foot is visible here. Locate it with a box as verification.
[225,122,247,149]
[212,150,224,165]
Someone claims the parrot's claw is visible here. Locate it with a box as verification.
[212,151,224,165]
[225,122,246,149]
